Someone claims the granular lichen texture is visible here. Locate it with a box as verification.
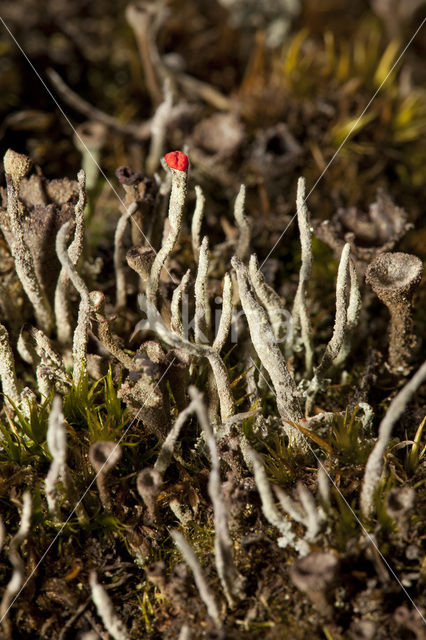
[0,2,425,639]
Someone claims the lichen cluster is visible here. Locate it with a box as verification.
[0,2,425,638]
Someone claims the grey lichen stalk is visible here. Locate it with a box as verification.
[239,437,299,549]
[189,387,245,606]
[191,185,205,262]
[54,169,87,344]
[171,268,191,335]
[17,325,69,397]
[333,256,362,367]
[306,242,351,407]
[212,273,233,352]
[0,492,32,638]
[147,161,188,305]
[89,291,135,369]
[154,398,197,474]
[89,572,129,640]
[56,220,90,384]
[170,529,222,630]
[248,254,284,340]
[0,323,21,408]
[360,360,426,519]
[274,481,325,544]
[194,236,211,343]
[114,202,138,309]
[233,184,250,260]
[3,152,54,335]
[314,242,351,377]
[287,177,314,376]
[138,294,235,422]
[232,256,307,453]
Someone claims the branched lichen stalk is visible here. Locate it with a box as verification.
[17,326,69,397]
[232,257,306,452]
[29,327,64,371]
[89,291,135,369]
[54,170,87,345]
[360,360,426,519]
[333,257,361,367]
[296,482,322,541]
[249,254,284,341]
[139,294,234,421]
[56,221,90,384]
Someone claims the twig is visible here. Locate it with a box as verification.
[47,69,151,140]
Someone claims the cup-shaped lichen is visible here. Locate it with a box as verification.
[366,252,423,373]
[137,467,163,523]
[89,441,122,510]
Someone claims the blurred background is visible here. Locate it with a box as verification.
[0,0,425,259]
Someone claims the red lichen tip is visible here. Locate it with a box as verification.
[164,151,189,172]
